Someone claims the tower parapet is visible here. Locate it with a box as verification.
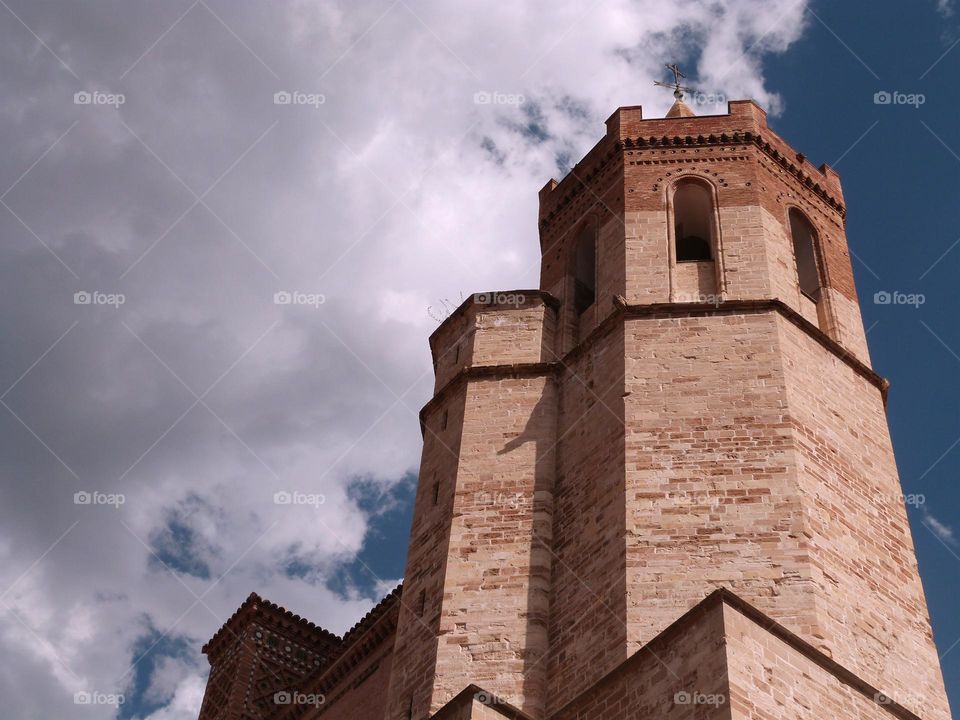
[198,593,340,720]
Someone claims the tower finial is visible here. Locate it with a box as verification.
[654,63,697,100]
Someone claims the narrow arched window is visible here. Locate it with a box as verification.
[789,209,822,301]
[573,225,596,315]
[673,181,714,262]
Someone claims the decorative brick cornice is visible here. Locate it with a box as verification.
[202,592,340,664]
[539,130,846,232]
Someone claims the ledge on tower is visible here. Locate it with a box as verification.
[431,588,928,720]
[427,290,560,394]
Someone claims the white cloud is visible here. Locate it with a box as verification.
[923,510,958,546]
[0,1,810,717]
[140,673,207,720]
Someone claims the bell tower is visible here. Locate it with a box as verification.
[383,96,952,720]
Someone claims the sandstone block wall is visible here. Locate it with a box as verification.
[775,314,950,720]
[385,388,467,719]
[622,310,818,653]
[429,293,558,393]
[723,601,910,720]
[549,596,731,720]
[545,327,629,713]
[429,373,557,717]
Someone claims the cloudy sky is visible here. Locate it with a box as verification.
[1,1,958,718]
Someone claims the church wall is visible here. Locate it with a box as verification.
[428,373,557,717]
[622,310,820,651]
[298,643,394,720]
[384,388,467,720]
[723,602,910,720]
[545,326,629,713]
[549,596,731,720]
[624,209,670,304]
[775,314,951,720]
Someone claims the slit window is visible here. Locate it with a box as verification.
[789,209,822,301]
[674,181,714,262]
[573,225,596,315]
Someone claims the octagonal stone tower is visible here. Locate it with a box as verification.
[384,98,951,720]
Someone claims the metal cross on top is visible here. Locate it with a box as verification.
[654,63,698,100]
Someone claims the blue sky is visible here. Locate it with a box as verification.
[0,2,957,718]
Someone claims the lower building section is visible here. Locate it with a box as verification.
[432,589,934,720]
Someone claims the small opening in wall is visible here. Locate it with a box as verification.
[674,180,714,262]
[453,343,460,364]
[407,698,414,720]
[417,589,426,616]
[441,409,448,430]
[432,479,440,505]
[789,208,822,302]
[573,224,596,315]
